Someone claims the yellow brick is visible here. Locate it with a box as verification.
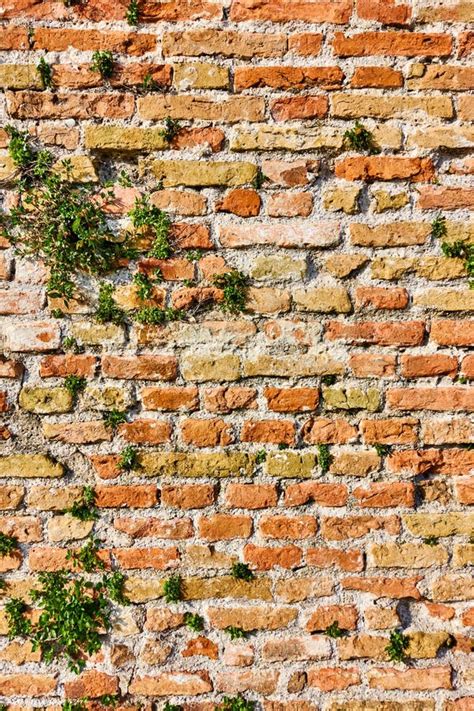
[0,155,16,182]
[368,543,448,568]
[183,576,272,601]
[70,322,125,346]
[85,125,167,151]
[251,255,307,280]
[243,355,344,378]
[138,94,264,122]
[407,126,474,149]
[173,62,229,89]
[403,512,474,537]
[430,575,474,602]
[0,455,64,479]
[231,126,342,152]
[331,93,453,119]
[19,387,73,414]
[323,186,360,214]
[52,155,97,182]
[142,159,257,187]
[293,287,352,313]
[372,190,409,213]
[406,632,451,659]
[139,451,253,478]
[81,386,131,411]
[351,222,430,247]
[27,486,82,510]
[181,353,240,381]
[323,387,380,412]
[325,254,368,278]
[0,65,40,89]
[453,544,474,567]
[265,452,316,478]
[331,451,380,476]
[413,289,474,311]
[47,514,93,542]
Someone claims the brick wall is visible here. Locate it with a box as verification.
[0,0,473,708]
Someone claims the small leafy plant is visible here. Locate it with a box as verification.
[133,271,154,300]
[163,574,182,603]
[321,374,337,386]
[325,620,344,638]
[252,167,267,190]
[374,443,392,457]
[126,0,139,24]
[67,536,104,573]
[441,239,474,287]
[317,444,332,474]
[184,612,204,632]
[431,214,447,240]
[386,629,409,662]
[231,562,254,582]
[66,486,99,522]
[103,409,128,431]
[225,626,246,640]
[64,374,86,399]
[344,121,380,154]
[91,50,114,80]
[6,566,127,673]
[1,128,135,302]
[213,270,248,314]
[117,445,140,472]
[37,56,53,89]
[0,532,19,556]
[142,73,163,92]
[129,195,172,259]
[164,703,182,711]
[134,306,184,325]
[62,336,81,353]
[160,116,181,144]
[220,695,255,711]
[255,449,266,464]
[423,536,439,546]
[95,283,126,325]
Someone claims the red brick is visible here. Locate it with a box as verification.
[259,514,317,539]
[351,66,403,87]
[333,31,452,56]
[40,355,97,378]
[215,189,261,217]
[203,387,257,413]
[417,187,474,209]
[141,386,199,411]
[349,354,397,377]
[321,515,401,540]
[235,66,343,91]
[326,320,425,346]
[102,355,177,381]
[264,387,319,412]
[161,484,215,509]
[308,666,361,691]
[303,418,358,444]
[0,26,30,50]
[356,0,411,24]
[431,320,474,346]
[244,543,302,570]
[225,483,278,509]
[335,156,435,182]
[284,482,348,507]
[119,420,172,445]
[230,0,352,23]
[388,388,474,411]
[355,286,409,310]
[113,547,179,570]
[198,514,252,540]
[361,418,419,444]
[181,418,233,447]
[64,671,118,699]
[6,91,134,120]
[307,548,364,572]
[306,605,358,632]
[241,419,296,445]
[400,354,458,378]
[353,482,415,508]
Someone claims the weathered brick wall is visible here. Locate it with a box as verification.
[0,0,473,708]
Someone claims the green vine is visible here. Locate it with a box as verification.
[1,128,135,303]
[95,283,126,325]
[129,195,172,259]
[64,374,86,399]
[117,445,140,472]
[65,486,99,522]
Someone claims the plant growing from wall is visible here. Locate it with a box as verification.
[64,374,86,399]
[133,271,154,300]
[103,409,128,431]
[118,445,140,472]
[317,444,332,474]
[66,485,99,522]
[126,0,139,24]
[91,51,114,80]
[134,306,184,325]
[432,213,474,286]
[213,271,248,313]
[95,283,126,325]
[325,620,344,638]
[129,195,172,259]
[344,121,380,154]
[225,626,246,640]
[386,629,409,662]
[219,695,255,711]
[184,612,204,632]
[37,57,53,89]
[0,532,19,556]
[231,562,254,581]
[5,536,128,673]
[163,574,182,602]
[1,128,136,303]
[160,117,181,144]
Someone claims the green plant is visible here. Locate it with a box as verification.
[6,555,127,673]
[129,195,172,259]
[164,704,182,711]
[1,128,135,302]
[252,167,268,190]
[225,626,246,640]
[117,445,140,472]
[62,701,88,711]
[91,50,114,79]
[37,56,53,89]
[95,283,126,325]
[231,562,254,582]
[213,271,248,313]
[163,574,182,603]
[64,374,86,399]
[51,308,64,318]
[126,0,139,24]
[67,536,104,573]
[186,249,203,262]
[134,306,184,325]
[99,694,120,707]
[325,620,344,638]
[103,409,128,430]
[219,695,255,711]
[317,444,332,474]
[423,536,439,546]
[66,486,99,522]
[0,705,7,711]
[133,271,154,300]
[441,239,474,287]
[386,629,409,662]
[431,214,447,240]
[142,73,162,92]
[0,532,19,556]
[184,612,204,632]
[160,116,181,144]
[344,121,379,154]
[321,374,337,386]
[374,443,392,457]
[62,336,81,353]
[278,442,289,450]
[255,449,266,464]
